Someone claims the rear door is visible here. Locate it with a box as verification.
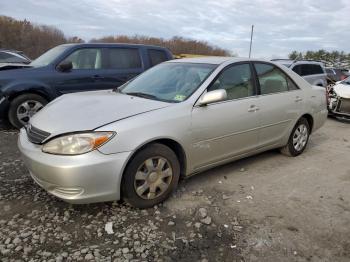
[98,47,144,89]
[190,63,260,170]
[147,49,169,67]
[254,62,304,147]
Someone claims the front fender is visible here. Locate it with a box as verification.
[2,80,56,100]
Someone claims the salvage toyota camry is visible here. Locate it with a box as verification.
[18,57,328,208]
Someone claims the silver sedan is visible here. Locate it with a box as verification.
[18,57,328,208]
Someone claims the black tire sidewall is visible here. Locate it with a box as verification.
[8,94,48,129]
[122,143,180,208]
[288,118,310,156]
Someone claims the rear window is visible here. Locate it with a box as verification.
[293,64,323,76]
[107,48,141,69]
[148,49,168,66]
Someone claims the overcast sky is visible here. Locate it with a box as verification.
[1,0,349,58]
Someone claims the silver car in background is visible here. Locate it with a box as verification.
[272,59,327,87]
[18,57,328,208]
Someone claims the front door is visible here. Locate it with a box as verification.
[190,63,260,171]
[52,47,107,95]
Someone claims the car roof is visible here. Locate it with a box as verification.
[167,56,271,65]
[59,43,169,50]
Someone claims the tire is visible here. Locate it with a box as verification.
[122,143,180,208]
[280,118,310,157]
[8,93,48,129]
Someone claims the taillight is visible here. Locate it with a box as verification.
[341,75,347,80]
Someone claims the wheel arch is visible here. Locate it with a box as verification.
[8,89,51,102]
[300,113,314,133]
[125,138,187,178]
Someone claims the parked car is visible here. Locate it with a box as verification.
[0,49,31,64]
[327,76,350,119]
[325,67,350,83]
[272,59,327,87]
[18,57,328,208]
[0,43,173,128]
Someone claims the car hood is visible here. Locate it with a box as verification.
[0,63,32,71]
[30,90,171,136]
[334,83,350,98]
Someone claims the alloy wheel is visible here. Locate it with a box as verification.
[16,100,44,126]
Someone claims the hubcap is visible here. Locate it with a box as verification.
[17,100,44,126]
[293,124,308,151]
[134,157,173,200]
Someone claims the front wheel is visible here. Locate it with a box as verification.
[8,93,48,129]
[122,143,180,208]
[280,118,310,157]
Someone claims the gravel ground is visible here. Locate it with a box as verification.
[0,118,349,261]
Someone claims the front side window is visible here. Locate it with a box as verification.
[120,62,216,103]
[61,48,102,69]
[208,63,254,100]
[255,63,292,94]
[148,49,168,66]
[107,48,141,69]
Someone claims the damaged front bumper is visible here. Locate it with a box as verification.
[328,96,350,118]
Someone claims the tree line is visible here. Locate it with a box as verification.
[0,16,83,59]
[90,35,231,56]
[289,50,350,68]
[0,15,230,59]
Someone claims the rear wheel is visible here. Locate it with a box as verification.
[280,118,310,157]
[122,143,180,208]
[8,94,47,129]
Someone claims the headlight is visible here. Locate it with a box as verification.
[42,132,115,155]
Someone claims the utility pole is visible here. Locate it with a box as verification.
[249,25,254,58]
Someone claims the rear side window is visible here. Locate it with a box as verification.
[255,63,298,94]
[148,49,168,66]
[107,48,141,69]
[293,64,323,76]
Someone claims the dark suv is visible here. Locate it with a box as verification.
[0,43,173,128]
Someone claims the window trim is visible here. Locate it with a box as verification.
[252,61,301,96]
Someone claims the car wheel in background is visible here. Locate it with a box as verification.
[280,117,310,157]
[8,93,48,129]
[122,143,180,209]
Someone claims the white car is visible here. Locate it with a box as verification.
[327,77,350,118]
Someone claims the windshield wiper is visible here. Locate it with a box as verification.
[125,92,159,100]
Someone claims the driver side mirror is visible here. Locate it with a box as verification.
[57,61,73,72]
[198,89,227,106]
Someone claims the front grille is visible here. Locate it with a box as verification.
[26,125,50,144]
[338,98,350,114]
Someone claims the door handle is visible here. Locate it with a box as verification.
[92,75,104,80]
[248,105,259,112]
[295,96,303,102]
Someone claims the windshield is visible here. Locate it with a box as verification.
[30,45,70,67]
[120,62,217,103]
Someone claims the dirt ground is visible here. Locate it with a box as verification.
[0,118,349,261]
